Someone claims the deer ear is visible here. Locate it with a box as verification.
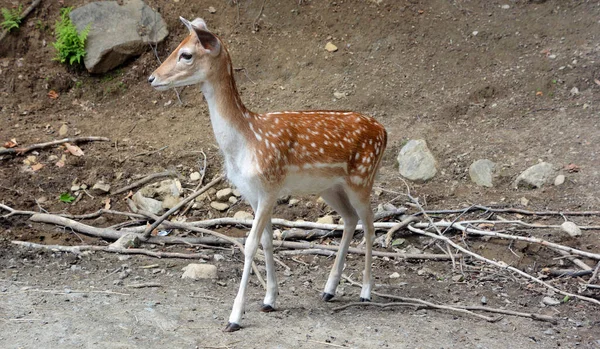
[179,17,220,56]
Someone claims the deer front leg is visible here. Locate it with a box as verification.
[259,222,278,312]
[225,199,275,332]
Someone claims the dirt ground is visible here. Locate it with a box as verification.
[1,0,600,348]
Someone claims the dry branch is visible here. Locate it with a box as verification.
[11,241,210,259]
[29,213,124,240]
[407,224,600,306]
[417,205,600,217]
[111,170,178,195]
[0,137,110,156]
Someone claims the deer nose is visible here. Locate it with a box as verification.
[148,75,155,84]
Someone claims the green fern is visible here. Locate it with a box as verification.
[53,7,90,65]
[1,5,23,32]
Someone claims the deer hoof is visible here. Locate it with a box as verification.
[260,304,275,312]
[322,293,335,302]
[224,322,241,332]
[359,297,371,302]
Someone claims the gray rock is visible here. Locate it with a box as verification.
[181,264,218,280]
[514,162,557,189]
[389,272,400,279]
[469,159,496,187]
[481,296,487,305]
[233,211,254,220]
[228,196,238,204]
[216,188,233,201]
[210,201,229,211]
[232,188,242,197]
[70,0,168,73]
[554,174,565,186]
[397,139,437,182]
[130,192,163,214]
[561,221,582,237]
[189,172,201,181]
[92,181,111,193]
[109,233,141,249]
[542,296,561,306]
[316,215,335,225]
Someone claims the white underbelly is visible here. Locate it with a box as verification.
[280,172,344,195]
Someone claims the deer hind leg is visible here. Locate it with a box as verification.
[320,185,359,301]
[259,221,278,312]
[347,191,375,302]
[225,196,276,332]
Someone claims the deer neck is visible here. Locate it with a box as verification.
[200,52,253,160]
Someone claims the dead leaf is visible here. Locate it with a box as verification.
[48,90,59,99]
[64,143,84,156]
[55,154,67,167]
[594,78,600,86]
[123,191,134,201]
[3,139,17,148]
[418,9,424,14]
[535,91,543,96]
[31,163,44,172]
[476,223,495,230]
[103,197,111,210]
[564,163,580,173]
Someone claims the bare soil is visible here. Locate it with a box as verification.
[1,0,600,348]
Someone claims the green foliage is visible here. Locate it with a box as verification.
[1,5,23,32]
[59,193,76,203]
[53,7,90,65]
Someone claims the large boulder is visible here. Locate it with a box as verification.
[70,0,168,74]
[397,139,437,182]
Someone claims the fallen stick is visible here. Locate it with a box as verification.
[0,137,110,156]
[277,249,336,257]
[29,213,124,240]
[384,215,419,248]
[332,301,420,312]
[0,0,42,42]
[11,241,210,260]
[126,283,162,288]
[416,205,600,217]
[142,175,225,239]
[407,224,600,306]
[341,275,497,322]
[552,248,593,271]
[111,170,178,195]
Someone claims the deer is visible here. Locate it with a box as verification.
[148,17,387,332]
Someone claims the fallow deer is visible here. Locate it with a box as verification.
[149,17,387,332]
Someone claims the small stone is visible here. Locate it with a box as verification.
[216,188,233,201]
[469,159,496,187]
[543,329,556,336]
[233,211,254,220]
[92,182,111,193]
[548,54,557,59]
[208,6,217,13]
[36,196,48,204]
[582,103,589,109]
[514,162,556,189]
[80,184,88,190]
[210,201,229,211]
[417,267,435,276]
[195,192,210,202]
[520,197,529,206]
[451,275,464,282]
[333,91,345,99]
[389,272,401,279]
[501,4,510,9]
[181,264,218,280]
[162,195,181,209]
[71,185,81,192]
[554,175,565,186]
[228,196,238,204]
[570,87,579,95]
[213,254,225,262]
[325,42,338,52]
[481,296,487,305]
[190,172,201,181]
[561,221,581,237]
[542,296,561,306]
[316,215,335,225]
[232,188,241,197]
[109,233,141,249]
[58,124,68,136]
[288,198,300,206]
[472,30,479,36]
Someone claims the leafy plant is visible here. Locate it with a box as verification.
[59,193,76,203]
[53,7,90,65]
[1,4,23,32]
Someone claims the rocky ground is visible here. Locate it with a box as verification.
[1,0,600,348]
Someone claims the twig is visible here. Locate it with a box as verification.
[126,283,162,288]
[407,224,600,306]
[29,214,124,240]
[589,262,600,285]
[0,137,110,156]
[305,340,347,348]
[341,275,497,322]
[553,248,593,271]
[252,0,267,32]
[332,301,419,312]
[11,241,210,260]
[0,0,42,42]
[111,170,178,195]
[21,288,129,296]
[277,249,336,257]
[415,205,600,217]
[384,215,419,248]
[141,175,225,239]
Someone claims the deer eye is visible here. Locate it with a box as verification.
[179,52,193,61]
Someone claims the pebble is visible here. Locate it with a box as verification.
[501,4,510,9]
[520,197,529,206]
[570,86,579,95]
[190,172,201,181]
[451,275,464,282]
[472,30,479,36]
[71,185,81,192]
[543,329,556,335]
[233,210,253,220]
[232,188,241,197]
[316,215,335,225]
[389,272,401,279]
[216,188,233,201]
[92,181,111,193]
[561,221,581,237]
[481,296,487,305]
[58,124,68,137]
[542,296,561,306]
[554,174,565,186]
[333,91,345,99]
[325,42,338,52]
[208,6,216,13]
[228,196,238,204]
[109,233,141,249]
[288,198,300,206]
[210,201,229,211]
[213,254,225,262]
[181,264,218,280]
